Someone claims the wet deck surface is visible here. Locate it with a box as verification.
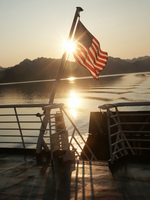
[0,154,150,200]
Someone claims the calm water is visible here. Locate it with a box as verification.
[0,72,150,133]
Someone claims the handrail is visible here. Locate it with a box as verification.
[42,103,64,110]
[61,107,97,161]
[0,103,50,149]
[99,101,150,110]
[99,101,150,165]
[0,103,97,162]
[0,103,50,108]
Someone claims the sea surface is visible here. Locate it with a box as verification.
[0,72,150,134]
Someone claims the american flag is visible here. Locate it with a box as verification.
[73,20,108,80]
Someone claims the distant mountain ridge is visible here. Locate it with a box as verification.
[124,56,150,63]
[105,56,150,75]
[0,66,5,71]
[0,56,150,83]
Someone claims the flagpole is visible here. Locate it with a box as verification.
[36,7,83,162]
[49,7,83,104]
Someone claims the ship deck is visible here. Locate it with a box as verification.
[0,154,150,200]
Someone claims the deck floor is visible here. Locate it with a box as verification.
[0,154,150,199]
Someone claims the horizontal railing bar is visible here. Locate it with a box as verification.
[50,124,56,127]
[50,121,56,123]
[120,122,150,125]
[0,114,15,117]
[0,142,37,144]
[111,139,124,146]
[0,114,36,117]
[0,121,41,123]
[0,142,31,144]
[119,111,150,117]
[55,129,67,134]
[55,122,65,125]
[0,128,49,131]
[126,147,150,150]
[18,114,37,116]
[22,142,37,144]
[110,131,150,135]
[112,147,125,155]
[111,139,150,147]
[110,123,119,128]
[0,135,38,137]
[114,139,150,144]
[125,139,150,142]
[0,138,49,144]
[123,131,150,134]
[43,103,64,110]
[0,113,67,117]
[111,131,122,137]
[99,101,150,110]
[109,114,118,118]
[0,103,50,108]
[50,131,67,135]
[0,115,55,117]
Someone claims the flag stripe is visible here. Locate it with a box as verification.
[74,50,99,79]
[73,20,108,80]
[75,48,99,79]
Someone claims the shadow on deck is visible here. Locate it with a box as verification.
[0,154,150,200]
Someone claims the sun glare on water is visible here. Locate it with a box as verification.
[68,77,75,81]
[68,90,81,118]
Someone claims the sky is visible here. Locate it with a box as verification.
[0,0,150,68]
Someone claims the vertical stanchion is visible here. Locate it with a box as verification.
[36,7,83,164]
[14,107,25,150]
[14,107,26,162]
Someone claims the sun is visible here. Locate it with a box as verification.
[63,40,76,56]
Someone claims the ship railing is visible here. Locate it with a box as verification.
[99,102,150,165]
[42,104,97,162]
[0,103,97,162]
[0,103,49,150]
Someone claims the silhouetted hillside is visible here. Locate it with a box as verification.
[0,56,150,83]
[0,66,4,71]
[103,56,150,75]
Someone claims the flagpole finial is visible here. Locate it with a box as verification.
[76,7,83,12]
[76,7,83,16]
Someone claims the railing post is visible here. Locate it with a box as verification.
[106,108,113,164]
[61,107,97,161]
[115,106,127,156]
[14,107,26,150]
[48,109,54,166]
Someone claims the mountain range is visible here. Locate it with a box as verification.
[0,56,150,83]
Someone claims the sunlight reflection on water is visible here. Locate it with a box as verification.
[0,72,150,132]
[67,90,82,118]
[0,72,150,149]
